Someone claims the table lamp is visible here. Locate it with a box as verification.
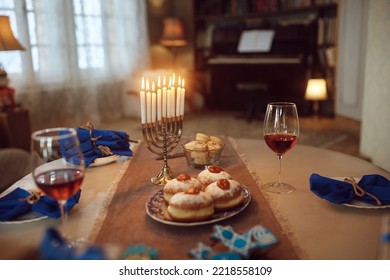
[0,15,25,110]
[160,17,187,67]
[0,15,25,56]
[305,78,327,117]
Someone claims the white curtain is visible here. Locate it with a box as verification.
[10,0,149,130]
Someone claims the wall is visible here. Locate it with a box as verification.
[336,0,367,120]
[360,0,390,171]
[146,0,193,70]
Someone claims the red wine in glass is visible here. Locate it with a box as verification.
[264,133,298,156]
[34,168,84,201]
[31,127,86,243]
[263,102,299,194]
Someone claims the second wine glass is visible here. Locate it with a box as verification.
[31,127,85,238]
[263,102,299,194]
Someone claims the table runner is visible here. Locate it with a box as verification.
[94,138,299,259]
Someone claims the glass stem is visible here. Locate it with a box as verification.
[278,155,282,184]
[58,200,69,236]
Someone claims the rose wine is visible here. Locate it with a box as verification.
[264,133,298,156]
[34,168,84,201]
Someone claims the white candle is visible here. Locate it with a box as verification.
[157,77,162,121]
[151,81,156,123]
[162,76,167,118]
[167,77,171,117]
[171,75,176,116]
[146,79,151,123]
[176,76,181,117]
[181,79,185,116]
[140,77,146,124]
[170,89,175,118]
[167,88,171,118]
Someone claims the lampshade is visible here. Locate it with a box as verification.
[0,16,25,51]
[305,79,327,101]
[160,17,187,47]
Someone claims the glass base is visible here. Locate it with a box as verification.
[263,182,295,194]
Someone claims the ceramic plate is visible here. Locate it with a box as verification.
[145,187,251,226]
[332,177,390,209]
[0,174,48,224]
[90,155,120,167]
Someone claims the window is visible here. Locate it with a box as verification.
[73,0,104,69]
[25,0,38,71]
[0,0,147,128]
[0,0,145,79]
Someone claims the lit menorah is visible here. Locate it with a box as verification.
[139,74,185,186]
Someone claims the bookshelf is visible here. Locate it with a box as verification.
[193,0,338,115]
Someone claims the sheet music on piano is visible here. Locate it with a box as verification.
[237,30,275,53]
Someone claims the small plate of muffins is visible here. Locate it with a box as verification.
[145,166,251,226]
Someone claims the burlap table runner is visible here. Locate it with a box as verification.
[94,138,299,259]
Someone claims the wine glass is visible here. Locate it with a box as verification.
[263,102,299,194]
[31,127,85,237]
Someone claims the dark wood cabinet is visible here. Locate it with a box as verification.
[193,0,338,116]
[0,109,31,152]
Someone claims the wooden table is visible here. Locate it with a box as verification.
[0,138,389,260]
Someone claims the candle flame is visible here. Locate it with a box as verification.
[163,76,166,87]
[141,77,145,90]
[146,79,150,91]
[172,73,175,85]
[158,76,161,88]
[152,81,155,91]
[168,77,172,87]
[182,79,185,87]
[178,76,181,86]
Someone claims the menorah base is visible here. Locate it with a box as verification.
[151,165,175,186]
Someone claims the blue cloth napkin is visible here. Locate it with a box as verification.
[60,128,133,167]
[310,173,390,205]
[0,187,81,222]
[40,228,106,260]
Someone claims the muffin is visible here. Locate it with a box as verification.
[163,173,202,203]
[196,133,210,143]
[167,187,214,222]
[209,136,223,146]
[207,140,223,157]
[184,140,209,165]
[205,179,244,211]
[197,165,232,189]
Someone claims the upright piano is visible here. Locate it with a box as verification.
[204,19,317,115]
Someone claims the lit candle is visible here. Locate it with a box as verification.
[181,79,185,116]
[157,77,162,121]
[146,79,151,123]
[171,74,176,116]
[167,77,172,117]
[162,76,167,118]
[151,81,156,123]
[140,77,146,124]
[176,76,182,117]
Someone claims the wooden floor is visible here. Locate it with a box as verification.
[100,110,367,162]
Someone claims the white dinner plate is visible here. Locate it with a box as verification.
[0,173,48,224]
[332,177,390,209]
[145,186,251,227]
[90,155,120,167]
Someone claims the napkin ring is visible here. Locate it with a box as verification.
[344,177,382,206]
[80,121,113,156]
[20,191,42,205]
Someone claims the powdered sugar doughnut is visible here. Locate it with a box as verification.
[205,179,244,211]
[167,187,214,222]
[163,173,201,203]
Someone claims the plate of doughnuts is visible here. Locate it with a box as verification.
[145,186,251,227]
